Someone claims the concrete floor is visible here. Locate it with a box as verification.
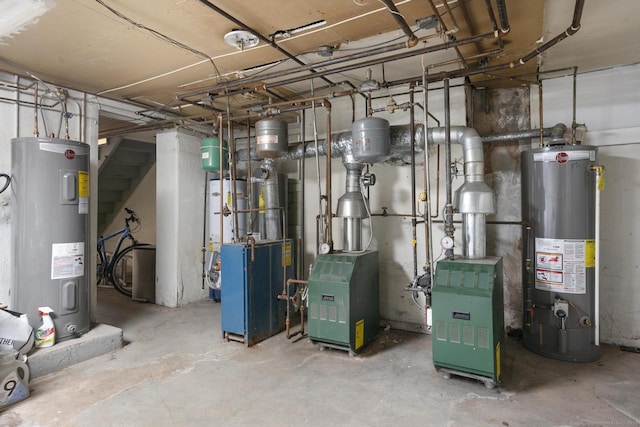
[2,287,639,426]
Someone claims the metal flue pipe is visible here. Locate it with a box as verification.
[427,126,496,259]
[262,159,282,240]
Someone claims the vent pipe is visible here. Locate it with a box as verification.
[261,159,282,240]
[427,127,495,259]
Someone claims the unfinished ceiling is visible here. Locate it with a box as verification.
[0,0,638,136]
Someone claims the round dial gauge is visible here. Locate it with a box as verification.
[440,236,454,250]
[319,243,331,254]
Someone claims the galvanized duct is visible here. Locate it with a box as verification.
[261,159,282,240]
[236,124,564,166]
[481,123,566,144]
[427,127,495,259]
[236,125,425,164]
[336,161,368,252]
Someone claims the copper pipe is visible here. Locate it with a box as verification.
[409,84,418,277]
[218,113,225,246]
[539,82,544,146]
[422,0,584,82]
[426,49,502,70]
[279,279,308,339]
[323,100,334,251]
[572,66,578,144]
[431,145,441,219]
[247,236,256,262]
[179,31,500,99]
[379,0,418,47]
[246,118,253,235]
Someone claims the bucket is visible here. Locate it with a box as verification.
[201,137,228,173]
[0,351,29,409]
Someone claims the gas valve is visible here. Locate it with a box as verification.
[553,298,569,319]
[361,173,376,187]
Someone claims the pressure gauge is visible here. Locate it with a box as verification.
[319,243,331,254]
[440,236,454,250]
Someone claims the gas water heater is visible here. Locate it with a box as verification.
[11,137,91,340]
[521,144,600,362]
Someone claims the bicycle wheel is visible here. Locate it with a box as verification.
[96,253,110,288]
[110,244,148,297]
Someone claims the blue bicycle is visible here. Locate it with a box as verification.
[97,207,147,297]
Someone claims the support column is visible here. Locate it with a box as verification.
[156,129,207,307]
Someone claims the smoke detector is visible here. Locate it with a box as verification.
[224,30,259,50]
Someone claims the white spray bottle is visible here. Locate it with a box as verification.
[35,307,55,348]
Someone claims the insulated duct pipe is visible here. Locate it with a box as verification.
[235,123,565,165]
[262,159,282,240]
[236,125,424,163]
[427,126,496,259]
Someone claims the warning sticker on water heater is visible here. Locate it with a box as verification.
[51,242,85,280]
[535,238,587,294]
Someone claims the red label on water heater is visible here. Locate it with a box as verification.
[555,152,568,163]
[64,149,75,159]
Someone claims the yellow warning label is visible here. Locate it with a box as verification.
[259,188,265,213]
[585,239,595,268]
[355,319,364,350]
[496,342,501,381]
[77,171,89,197]
[282,241,292,266]
[597,168,605,190]
[226,191,231,206]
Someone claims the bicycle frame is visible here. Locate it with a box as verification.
[97,224,137,274]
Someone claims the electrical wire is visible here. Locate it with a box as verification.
[94,0,222,81]
[0,174,10,194]
[377,0,406,20]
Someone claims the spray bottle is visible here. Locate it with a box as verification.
[35,307,55,348]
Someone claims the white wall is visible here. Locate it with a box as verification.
[156,129,208,307]
[100,163,157,253]
[536,63,640,347]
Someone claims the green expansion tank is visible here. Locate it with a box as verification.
[432,257,504,388]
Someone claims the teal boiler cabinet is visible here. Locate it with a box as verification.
[307,251,379,356]
[220,240,294,346]
[432,257,504,388]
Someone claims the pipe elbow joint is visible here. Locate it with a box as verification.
[406,36,419,48]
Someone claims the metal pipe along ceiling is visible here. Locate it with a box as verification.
[196,0,337,88]
[179,31,501,101]
[379,0,418,47]
[422,0,585,83]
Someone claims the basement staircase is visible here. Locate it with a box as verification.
[98,138,155,234]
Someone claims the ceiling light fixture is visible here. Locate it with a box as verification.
[224,29,260,50]
[271,20,327,39]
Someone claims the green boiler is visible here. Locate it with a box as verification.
[308,251,379,356]
[432,257,504,388]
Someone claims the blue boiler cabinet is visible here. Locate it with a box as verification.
[220,240,294,346]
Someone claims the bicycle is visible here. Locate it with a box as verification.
[97,207,148,297]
